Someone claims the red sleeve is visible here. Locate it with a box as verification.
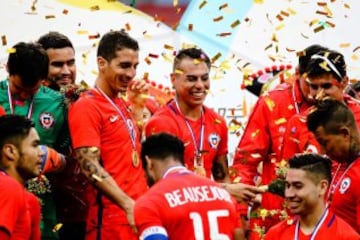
[0,177,24,236]
[232,96,271,185]
[26,192,41,240]
[68,97,102,149]
[41,146,65,173]
[280,115,302,161]
[134,197,163,236]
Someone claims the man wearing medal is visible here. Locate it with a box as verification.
[145,47,229,181]
[0,41,69,240]
[265,153,359,239]
[307,98,360,234]
[68,30,148,240]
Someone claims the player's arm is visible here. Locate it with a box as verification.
[75,146,136,231]
[139,226,168,240]
[232,97,271,185]
[127,80,149,131]
[212,154,230,183]
[222,182,264,203]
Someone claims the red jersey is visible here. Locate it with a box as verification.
[0,172,31,240]
[264,210,359,240]
[26,191,41,240]
[281,95,360,160]
[134,167,238,240]
[0,105,5,116]
[68,89,148,237]
[145,100,228,178]
[233,80,311,210]
[329,157,360,233]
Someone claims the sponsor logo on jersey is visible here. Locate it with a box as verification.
[39,112,55,129]
[339,177,351,194]
[208,133,220,149]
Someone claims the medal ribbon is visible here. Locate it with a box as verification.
[96,87,136,149]
[7,82,34,119]
[294,208,328,240]
[173,99,205,167]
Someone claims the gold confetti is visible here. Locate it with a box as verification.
[287,8,296,15]
[143,72,149,80]
[280,10,289,17]
[91,173,103,182]
[77,30,88,35]
[264,43,273,51]
[316,10,329,16]
[164,44,174,50]
[231,19,240,28]
[88,33,100,39]
[317,2,327,6]
[213,16,224,22]
[7,48,16,53]
[62,9,69,15]
[173,0,178,7]
[339,43,351,48]
[215,119,222,124]
[275,23,285,31]
[344,3,350,9]
[211,52,222,63]
[351,54,358,61]
[276,15,284,21]
[45,15,55,19]
[144,57,152,65]
[219,3,228,10]
[90,5,100,11]
[199,1,207,9]
[275,118,287,125]
[188,24,193,31]
[52,223,63,232]
[125,23,131,31]
[216,32,232,37]
[325,21,335,28]
[175,69,184,74]
[313,25,325,33]
[286,47,295,52]
[1,35,7,46]
[264,97,275,111]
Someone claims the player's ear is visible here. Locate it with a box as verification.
[145,155,153,170]
[1,143,18,164]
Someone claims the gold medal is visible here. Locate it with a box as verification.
[132,150,139,167]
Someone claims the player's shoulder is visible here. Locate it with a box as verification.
[0,173,24,197]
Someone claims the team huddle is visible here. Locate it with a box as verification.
[0,29,360,240]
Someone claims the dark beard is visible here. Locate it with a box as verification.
[145,171,156,187]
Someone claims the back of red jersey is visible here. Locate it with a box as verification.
[135,170,237,240]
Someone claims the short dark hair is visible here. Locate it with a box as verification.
[141,133,185,170]
[307,98,356,135]
[97,30,139,61]
[288,153,332,183]
[298,44,329,75]
[7,42,49,88]
[0,115,34,150]
[305,50,347,82]
[173,47,211,71]
[37,31,74,51]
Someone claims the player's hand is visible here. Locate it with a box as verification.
[123,198,138,234]
[127,80,149,108]
[223,183,265,203]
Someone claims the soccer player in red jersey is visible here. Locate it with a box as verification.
[307,98,360,233]
[68,30,148,240]
[135,133,240,240]
[281,49,360,161]
[265,153,359,239]
[145,47,229,181]
[0,115,44,240]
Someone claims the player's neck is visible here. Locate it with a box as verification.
[299,204,327,234]
[96,78,118,99]
[161,163,187,179]
[176,99,203,121]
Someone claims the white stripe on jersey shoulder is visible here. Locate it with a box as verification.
[141,226,168,240]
